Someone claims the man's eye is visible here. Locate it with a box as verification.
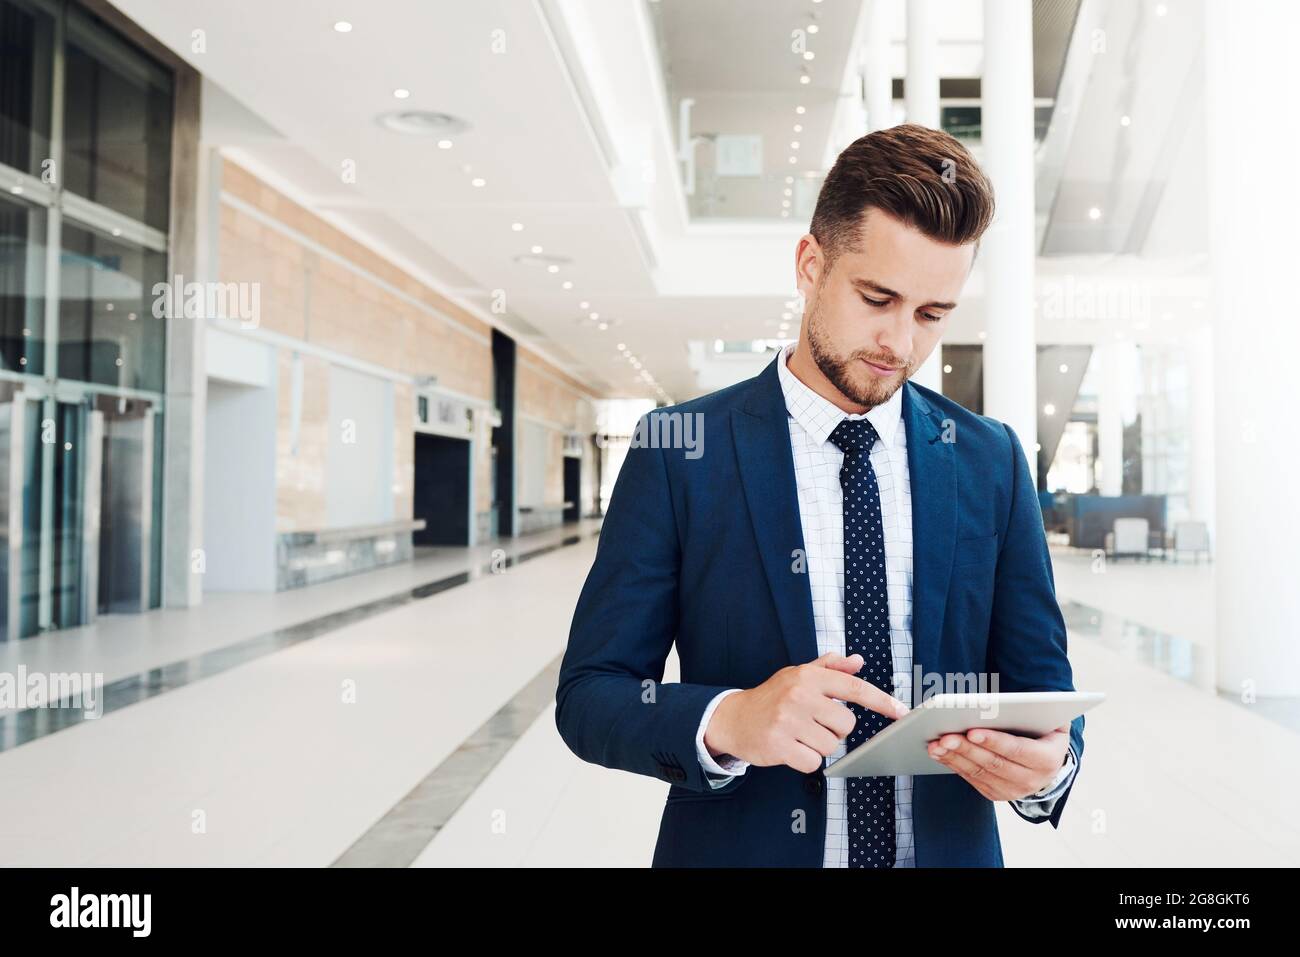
[921,312,943,322]
[861,296,888,307]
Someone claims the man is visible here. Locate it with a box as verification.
[556,124,1084,868]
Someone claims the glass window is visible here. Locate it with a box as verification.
[57,220,166,392]
[0,189,45,375]
[63,7,172,231]
[0,0,54,178]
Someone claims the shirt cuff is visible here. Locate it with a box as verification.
[695,689,750,786]
[1011,744,1077,817]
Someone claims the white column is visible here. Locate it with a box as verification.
[1185,323,1215,538]
[905,0,943,391]
[863,0,893,132]
[1093,338,1139,495]
[1094,342,1124,496]
[1205,0,1300,696]
[904,0,940,128]
[979,0,1037,461]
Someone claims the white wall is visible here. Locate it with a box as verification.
[519,419,550,507]
[203,377,277,591]
[326,364,395,528]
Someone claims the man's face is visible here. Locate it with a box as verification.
[795,208,975,409]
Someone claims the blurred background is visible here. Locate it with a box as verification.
[0,0,1296,867]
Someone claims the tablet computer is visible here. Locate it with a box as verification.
[824,691,1105,778]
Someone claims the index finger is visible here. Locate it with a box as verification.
[818,670,909,719]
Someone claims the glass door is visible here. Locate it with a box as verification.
[0,387,43,640]
[49,392,101,631]
[93,393,154,615]
[0,384,109,639]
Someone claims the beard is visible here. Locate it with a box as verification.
[805,295,914,409]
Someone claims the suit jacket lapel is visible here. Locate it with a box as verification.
[731,358,819,666]
[903,381,956,693]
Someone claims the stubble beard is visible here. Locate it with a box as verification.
[805,294,913,409]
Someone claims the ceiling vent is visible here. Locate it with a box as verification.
[377,111,472,137]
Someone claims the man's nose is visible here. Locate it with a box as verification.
[875,310,914,364]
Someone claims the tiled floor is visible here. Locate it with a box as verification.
[0,529,1295,867]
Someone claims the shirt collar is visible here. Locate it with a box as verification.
[776,342,904,449]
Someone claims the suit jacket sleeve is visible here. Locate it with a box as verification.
[988,423,1086,828]
[555,424,738,793]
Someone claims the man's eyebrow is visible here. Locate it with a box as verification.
[852,278,957,311]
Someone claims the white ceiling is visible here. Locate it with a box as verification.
[110,0,1212,405]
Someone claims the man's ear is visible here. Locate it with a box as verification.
[795,233,824,296]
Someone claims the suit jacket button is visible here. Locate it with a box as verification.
[804,773,823,795]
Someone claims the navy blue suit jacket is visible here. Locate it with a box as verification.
[556,356,1084,867]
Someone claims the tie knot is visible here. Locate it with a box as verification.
[829,417,880,455]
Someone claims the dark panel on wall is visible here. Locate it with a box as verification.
[414,433,471,547]
[491,330,516,537]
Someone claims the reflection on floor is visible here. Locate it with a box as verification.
[0,527,1295,867]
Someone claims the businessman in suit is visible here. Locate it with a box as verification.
[556,124,1084,867]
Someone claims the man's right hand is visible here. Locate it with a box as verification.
[702,652,909,774]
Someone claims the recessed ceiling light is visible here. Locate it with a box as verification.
[597,322,608,331]
[579,301,590,309]
[562,281,573,289]
[789,156,798,163]
[589,312,599,320]
[793,124,802,133]
[803,51,815,61]
[943,364,953,374]
[393,88,410,99]
[1119,115,1131,127]
[795,106,806,114]
[437,139,453,149]
[786,176,794,184]
[1059,363,1070,373]
[333,21,352,33]
[799,74,810,85]
[791,141,800,149]
[807,24,819,34]
[1088,206,1102,220]
[531,244,543,253]
[471,177,486,187]
[547,264,559,273]
[511,222,524,231]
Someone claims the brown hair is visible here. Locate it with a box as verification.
[808,123,995,267]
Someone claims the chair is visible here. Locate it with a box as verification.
[1170,520,1211,563]
[1105,517,1150,561]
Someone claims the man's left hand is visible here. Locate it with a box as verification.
[927,723,1070,801]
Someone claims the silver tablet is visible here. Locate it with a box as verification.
[824,691,1106,778]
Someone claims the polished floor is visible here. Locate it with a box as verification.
[0,525,1296,867]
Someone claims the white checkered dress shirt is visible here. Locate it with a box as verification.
[694,344,1074,867]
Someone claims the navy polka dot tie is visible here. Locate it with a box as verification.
[828,417,895,869]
